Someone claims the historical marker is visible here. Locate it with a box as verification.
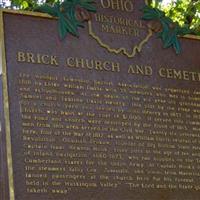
[1,1,200,200]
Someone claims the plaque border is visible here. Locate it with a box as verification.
[0,8,200,200]
[1,10,15,200]
[0,9,50,200]
[0,74,6,200]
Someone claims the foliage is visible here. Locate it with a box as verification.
[142,5,191,54]
[149,0,200,35]
[35,0,96,39]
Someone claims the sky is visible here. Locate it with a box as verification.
[162,0,172,6]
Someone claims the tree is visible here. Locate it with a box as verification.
[149,0,200,35]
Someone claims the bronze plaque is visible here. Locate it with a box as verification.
[1,1,200,200]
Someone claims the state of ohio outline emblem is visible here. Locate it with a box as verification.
[88,0,152,58]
